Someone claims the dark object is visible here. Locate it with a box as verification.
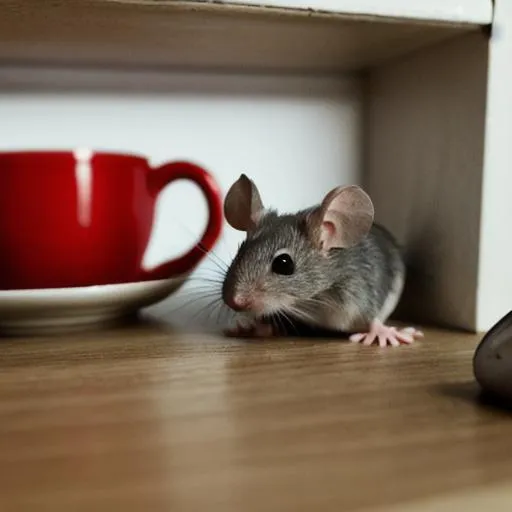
[473,311,512,403]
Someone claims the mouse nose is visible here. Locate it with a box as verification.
[226,294,253,312]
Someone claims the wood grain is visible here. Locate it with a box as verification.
[0,0,482,72]
[0,322,511,511]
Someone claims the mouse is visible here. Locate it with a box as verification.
[220,174,423,347]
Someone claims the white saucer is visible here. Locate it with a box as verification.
[0,276,187,337]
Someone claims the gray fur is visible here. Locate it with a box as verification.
[222,207,405,333]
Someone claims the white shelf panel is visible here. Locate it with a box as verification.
[0,0,491,72]
[222,0,493,24]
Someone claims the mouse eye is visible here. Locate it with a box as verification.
[272,252,295,275]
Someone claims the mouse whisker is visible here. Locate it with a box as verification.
[183,279,220,288]
[268,312,280,334]
[170,286,220,304]
[168,292,221,316]
[175,220,229,272]
[218,303,234,328]
[220,304,235,326]
[190,296,224,325]
[273,313,283,334]
[284,311,300,336]
[217,234,237,266]
[189,271,226,288]
[185,277,224,287]
[179,285,221,296]
[193,261,226,279]
[188,243,227,277]
[188,269,224,279]
[206,299,224,326]
[275,311,292,336]
[186,271,223,284]
[178,288,221,298]
[303,297,339,313]
[284,305,317,325]
[308,296,338,307]
[176,273,234,329]
[212,302,225,327]
[196,242,229,272]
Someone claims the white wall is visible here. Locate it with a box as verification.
[0,68,362,330]
[477,0,512,331]
[223,0,492,23]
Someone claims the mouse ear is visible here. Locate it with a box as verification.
[224,174,265,231]
[307,185,374,251]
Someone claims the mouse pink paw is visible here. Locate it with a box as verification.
[224,320,277,338]
[349,320,423,347]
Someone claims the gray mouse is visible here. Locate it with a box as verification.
[221,174,423,347]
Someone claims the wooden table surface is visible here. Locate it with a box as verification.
[1,321,512,511]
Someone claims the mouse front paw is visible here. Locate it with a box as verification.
[224,317,278,338]
[349,320,424,348]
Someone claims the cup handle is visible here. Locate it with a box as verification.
[140,161,223,280]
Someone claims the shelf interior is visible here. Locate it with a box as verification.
[0,0,490,73]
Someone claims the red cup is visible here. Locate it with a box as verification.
[0,150,223,290]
